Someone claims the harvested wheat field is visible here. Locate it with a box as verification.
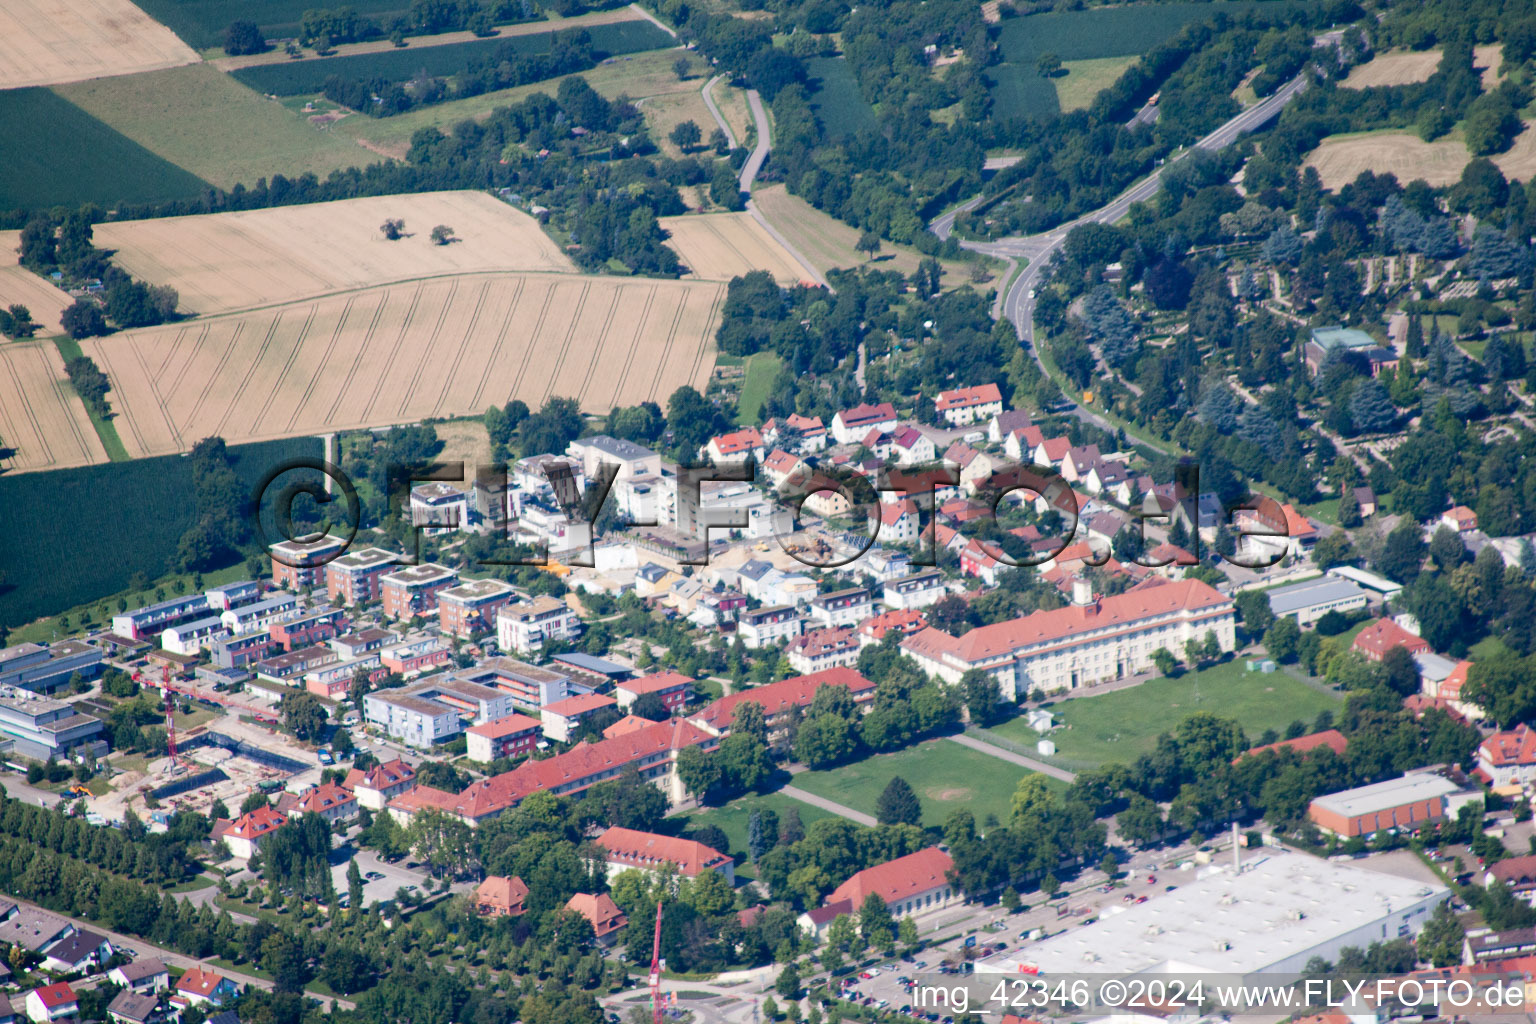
[1306,121,1536,189]
[1341,49,1442,89]
[0,341,108,472]
[0,0,197,89]
[95,192,577,316]
[661,212,816,284]
[1475,44,1504,90]
[84,272,723,458]
[0,231,76,334]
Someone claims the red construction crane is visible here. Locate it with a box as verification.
[649,900,664,1024]
[161,664,180,769]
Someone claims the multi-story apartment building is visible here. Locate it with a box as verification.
[455,658,572,712]
[160,617,229,656]
[496,596,582,654]
[902,576,1234,700]
[615,672,693,714]
[787,627,861,674]
[0,693,105,760]
[209,631,278,670]
[437,578,518,638]
[203,580,262,612]
[688,667,876,739]
[380,563,459,620]
[111,594,210,642]
[324,547,398,607]
[221,594,300,635]
[934,384,1003,426]
[269,535,348,591]
[268,605,345,651]
[0,641,103,695]
[882,569,946,610]
[737,605,802,648]
[364,677,519,747]
[809,587,873,629]
[466,713,544,763]
[380,636,452,676]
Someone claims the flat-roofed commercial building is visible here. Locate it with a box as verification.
[0,641,104,695]
[0,693,105,760]
[979,851,1445,980]
[1308,772,1474,838]
[1266,576,1370,626]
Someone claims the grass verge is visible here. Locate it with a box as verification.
[51,336,129,461]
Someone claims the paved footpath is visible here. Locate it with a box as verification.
[947,732,1078,783]
[778,784,877,827]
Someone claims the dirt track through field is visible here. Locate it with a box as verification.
[84,272,723,458]
[0,340,108,473]
[96,192,577,316]
[0,0,197,89]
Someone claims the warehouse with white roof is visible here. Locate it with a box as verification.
[978,852,1446,981]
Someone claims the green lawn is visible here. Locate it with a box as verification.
[1054,56,1139,113]
[681,792,835,874]
[793,738,1060,829]
[987,660,1344,769]
[737,352,783,424]
[52,336,129,461]
[55,63,372,192]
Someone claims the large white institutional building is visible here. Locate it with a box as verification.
[900,576,1235,700]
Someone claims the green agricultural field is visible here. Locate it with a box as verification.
[682,792,835,873]
[232,21,675,95]
[1055,56,1140,112]
[0,89,208,210]
[737,352,783,423]
[794,739,1063,828]
[987,660,1344,769]
[989,2,1311,121]
[805,57,876,139]
[129,0,415,50]
[0,436,321,631]
[54,64,372,192]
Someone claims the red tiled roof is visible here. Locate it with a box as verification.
[827,847,954,908]
[33,983,75,1009]
[618,671,694,696]
[544,692,618,717]
[935,383,1002,411]
[1036,437,1072,463]
[475,875,529,913]
[878,499,918,526]
[351,757,415,792]
[388,785,462,815]
[791,627,857,656]
[176,968,228,997]
[226,805,287,840]
[1240,729,1348,761]
[596,826,730,876]
[710,427,763,455]
[1482,725,1536,768]
[838,402,896,427]
[467,713,543,739]
[786,413,825,433]
[296,783,356,814]
[1440,660,1472,701]
[858,609,927,640]
[566,893,627,937]
[603,714,656,739]
[902,577,1230,665]
[763,449,802,474]
[1352,619,1430,660]
[690,667,875,731]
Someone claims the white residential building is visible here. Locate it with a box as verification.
[496,596,582,655]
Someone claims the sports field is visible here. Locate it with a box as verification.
[0,88,209,209]
[0,231,77,335]
[83,271,723,457]
[96,192,576,315]
[794,738,1059,828]
[0,340,109,473]
[986,661,1344,769]
[1305,121,1536,189]
[55,63,369,191]
[660,212,812,284]
[0,0,197,90]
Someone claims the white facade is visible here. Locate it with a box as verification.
[160,616,230,656]
[496,597,582,655]
[738,607,803,648]
[882,570,945,610]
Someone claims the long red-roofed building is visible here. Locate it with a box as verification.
[1352,619,1431,662]
[901,576,1233,700]
[1237,729,1348,763]
[594,826,735,884]
[687,666,876,738]
[389,717,718,825]
[825,847,957,918]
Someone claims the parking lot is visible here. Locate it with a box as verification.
[328,846,435,909]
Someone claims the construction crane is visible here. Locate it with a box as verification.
[649,900,664,1024]
[161,665,181,771]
